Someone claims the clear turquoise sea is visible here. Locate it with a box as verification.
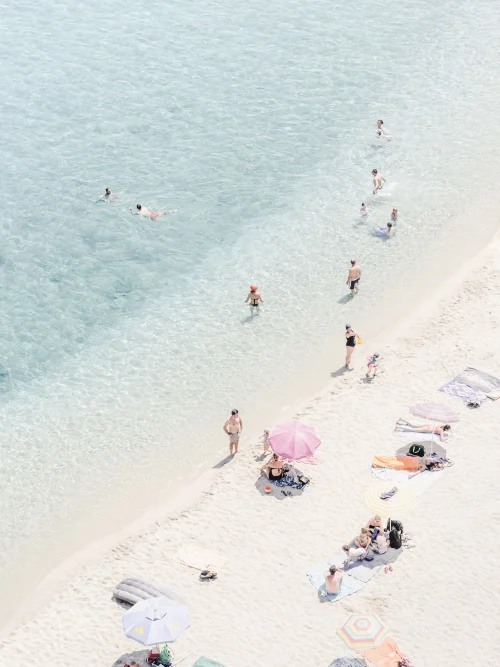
[1,0,500,606]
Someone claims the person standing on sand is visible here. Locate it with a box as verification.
[372,169,386,194]
[346,260,361,295]
[345,324,358,369]
[223,409,243,456]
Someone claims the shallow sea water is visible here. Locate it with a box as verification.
[1,0,500,605]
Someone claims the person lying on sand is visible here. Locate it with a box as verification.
[395,419,451,441]
[372,455,447,473]
[260,453,285,481]
[324,565,344,595]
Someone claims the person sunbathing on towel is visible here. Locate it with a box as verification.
[395,418,451,441]
[260,453,285,481]
[372,455,446,473]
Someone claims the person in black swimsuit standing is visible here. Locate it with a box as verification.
[345,324,358,369]
[245,285,263,313]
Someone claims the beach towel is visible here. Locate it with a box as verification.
[372,456,419,472]
[396,430,434,443]
[371,466,444,497]
[306,563,364,601]
[174,547,227,571]
[439,380,487,406]
[454,367,500,397]
[192,659,225,667]
[357,638,408,666]
[329,658,367,667]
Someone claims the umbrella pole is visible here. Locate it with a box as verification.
[430,419,435,457]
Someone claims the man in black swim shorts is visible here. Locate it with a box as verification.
[346,259,361,295]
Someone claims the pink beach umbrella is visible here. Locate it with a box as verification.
[268,422,320,461]
[409,403,459,424]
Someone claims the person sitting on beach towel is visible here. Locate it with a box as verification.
[372,455,446,473]
[343,529,372,566]
[260,453,285,481]
[394,418,451,441]
[324,565,344,594]
[366,514,383,532]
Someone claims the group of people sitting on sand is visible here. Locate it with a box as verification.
[324,514,391,594]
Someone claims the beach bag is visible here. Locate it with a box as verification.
[408,443,425,457]
[357,336,363,344]
[386,519,403,549]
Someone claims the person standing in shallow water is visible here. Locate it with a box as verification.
[223,409,243,456]
[346,259,361,296]
[245,285,263,313]
[372,169,386,194]
[345,324,358,369]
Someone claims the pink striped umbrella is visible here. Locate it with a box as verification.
[409,402,459,456]
[268,422,320,461]
[409,403,459,423]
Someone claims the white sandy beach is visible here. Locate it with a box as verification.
[2,233,500,667]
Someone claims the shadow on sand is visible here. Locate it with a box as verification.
[213,454,234,469]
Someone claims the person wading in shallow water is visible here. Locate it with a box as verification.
[346,259,361,296]
[245,285,263,313]
[223,409,243,456]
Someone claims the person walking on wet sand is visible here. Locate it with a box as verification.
[223,409,243,456]
[345,324,358,369]
[346,259,361,296]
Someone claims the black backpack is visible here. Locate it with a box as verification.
[386,518,403,549]
[408,443,425,457]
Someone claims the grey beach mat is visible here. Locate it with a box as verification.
[454,367,500,394]
[113,577,185,606]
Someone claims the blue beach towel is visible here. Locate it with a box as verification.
[306,563,363,601]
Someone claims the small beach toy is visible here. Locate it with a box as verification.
[265,485,272,494]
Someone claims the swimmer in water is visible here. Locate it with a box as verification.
[96,187,118,203]
[372,169,386,195]
[376,119,392,140]
[391,208,398,222]
[360,203,369,216]
[384,222,394,236]
[130,204,176,220]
